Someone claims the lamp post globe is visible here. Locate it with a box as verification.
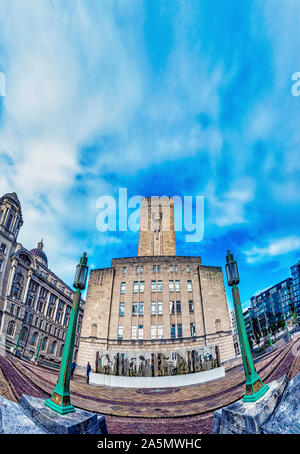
[226,250,269,402]
[45,252,88,415]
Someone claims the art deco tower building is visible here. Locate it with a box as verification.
[76,196,235,374]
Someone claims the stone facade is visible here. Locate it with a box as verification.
[77,196,235,373]
[0,192,84,365]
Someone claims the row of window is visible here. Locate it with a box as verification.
[122,264,192,274]
[121,280,193,294]
[119,300,195,316]
[117,322,196,340]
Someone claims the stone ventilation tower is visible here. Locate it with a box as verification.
[0,192,23,242]
[138,196,176,256]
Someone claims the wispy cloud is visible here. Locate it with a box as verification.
[244,236,300,264]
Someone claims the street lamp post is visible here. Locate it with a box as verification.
[282,313,290,339]
[45,252,88,415]
[14,322,23,353]
[225,250,269,402]
[264,305,273,347]
[267,326,273,346]
[34,333,43,363]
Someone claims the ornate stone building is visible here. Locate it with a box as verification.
[0,192,84,365]
[77,196,235,375]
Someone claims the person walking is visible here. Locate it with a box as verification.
[87,362,91,384]
[71,360,76,379]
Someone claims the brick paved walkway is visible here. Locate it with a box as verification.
[0,337,299,434]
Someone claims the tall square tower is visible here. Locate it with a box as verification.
[138,196,176,256]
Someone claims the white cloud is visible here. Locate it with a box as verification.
[206,179,255,227]
[244,236,300,264]
[0,0,144,284]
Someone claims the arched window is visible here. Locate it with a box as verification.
[19,254,31,267]
[5,213,13,231]
[11,273,24,299]
[50,341,57,354]
[7,321,15,337]
[41,337,48,351]
[91,324,97,337]
[215,319,222,332]
[31,331,38,346]
[20,327,28,342]
[59,344,64,357]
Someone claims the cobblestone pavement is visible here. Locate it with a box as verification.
[0,337,299,434]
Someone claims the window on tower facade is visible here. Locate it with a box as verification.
[151,280,156,292]
[170,324,176,339]
[187,280,193,292]
[169,280,174,292]
[120,282,126,294]
[138,325,144,339]
[139,281,145,292]
[133,281,138,293]
[139,302,144,316]
[157,302,163,314]
[158,325,163,339]
[151,325,156,339]
[170,301,175,314]
[131,325,137,340]
[119,302,125,316]
[118,326,123,340]
[177,323,182,338]
[151,302,156,315]
[132,302,138,315]
[176,300,181,314]
[175,280,180,291]
[190,322,196,337]
[189,300,194,313]
[157,280,162,292]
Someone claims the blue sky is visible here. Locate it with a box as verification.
[0,0,300,308]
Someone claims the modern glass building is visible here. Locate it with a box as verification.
[291,261,300,322]
[245,278,295,342]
